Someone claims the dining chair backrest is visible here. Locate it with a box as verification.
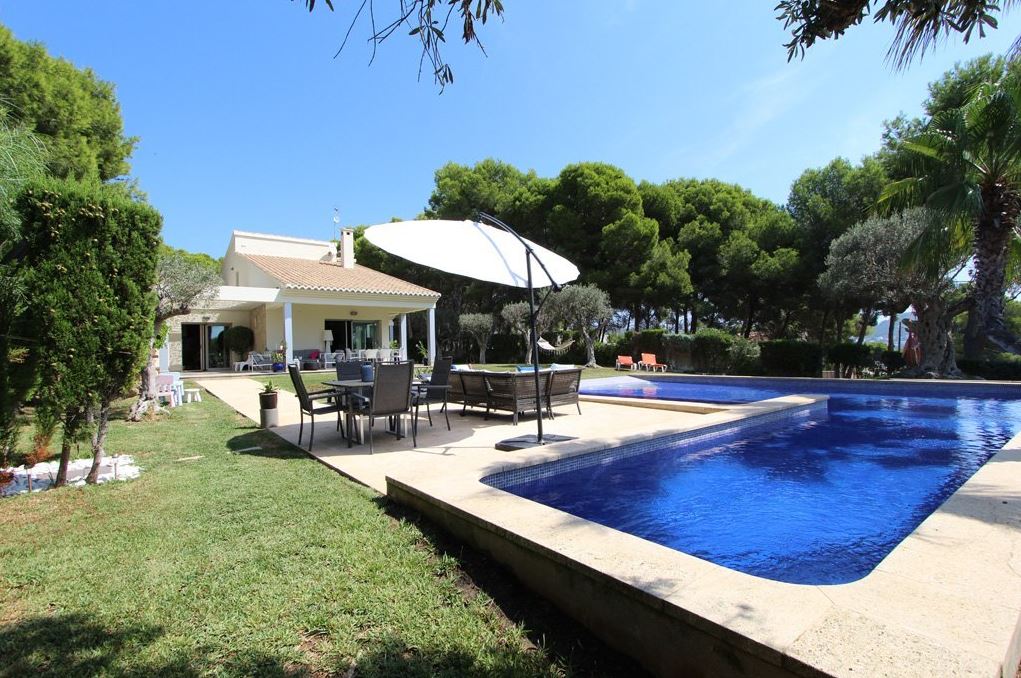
[429,356,453,386]
[288,364,311,411]
[371,361,413,416]
[364,348,378,362]
[336,360,365,381]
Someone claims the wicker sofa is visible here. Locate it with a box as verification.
[448,368,583,424]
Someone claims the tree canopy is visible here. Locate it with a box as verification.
[776,0,1018,69]
[0,25,135,181]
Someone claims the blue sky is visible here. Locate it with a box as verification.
[3,2,1021,257]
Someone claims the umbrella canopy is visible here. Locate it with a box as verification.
[363,219,579,289]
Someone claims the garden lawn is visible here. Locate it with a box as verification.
[0,391,637,677]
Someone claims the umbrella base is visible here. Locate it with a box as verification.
[495,433,576,451]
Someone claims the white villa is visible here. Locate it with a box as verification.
[159,229,440,372]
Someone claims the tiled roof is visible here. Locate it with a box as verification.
[243,255,440,297]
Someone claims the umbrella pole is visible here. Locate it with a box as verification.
[527,253,544,444]
[479,213,576,452]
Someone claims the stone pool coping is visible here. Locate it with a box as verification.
[386,391,1021,678]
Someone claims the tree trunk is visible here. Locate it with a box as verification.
[475,331,489,364]
[817,308,830,344]
[742,296,756,338]
[965,193,1019,358]
[54,409,78,487]
[887,309,897,351]
[906,295,960,377]
[855,306,872,345]
[682,306,689,334]
[86,404,110,484]
[582,327,597,367]
[128,330,162,421]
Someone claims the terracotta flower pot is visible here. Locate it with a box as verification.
[259,391,278,410]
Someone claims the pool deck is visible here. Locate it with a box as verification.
[196,375,1021,678]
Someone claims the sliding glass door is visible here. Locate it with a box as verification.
[181,322,230,370]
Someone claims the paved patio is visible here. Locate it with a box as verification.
[194,376,711,493]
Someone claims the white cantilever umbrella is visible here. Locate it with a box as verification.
[364,214,579,450]
[363,219,579,289]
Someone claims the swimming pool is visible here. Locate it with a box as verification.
[484,376,1021,585]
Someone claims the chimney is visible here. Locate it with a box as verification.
[339,227,356,268]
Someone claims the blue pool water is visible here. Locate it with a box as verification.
[487,377,1021,585]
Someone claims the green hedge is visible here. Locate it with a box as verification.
[827,342,872,376]
[881,350,906,374]
[692,328,733,374]
[760,340,823,377]
[957,354,1021,380]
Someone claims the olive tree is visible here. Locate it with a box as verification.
[129,247,220,420]
[458,313,494,363]
[546,284,612,367]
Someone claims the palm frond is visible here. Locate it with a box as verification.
[902,210,972,279]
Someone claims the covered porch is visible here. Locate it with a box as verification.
[163,286,439,373]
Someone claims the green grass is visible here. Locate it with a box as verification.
[0,393,640,677]
[270,364,626,395]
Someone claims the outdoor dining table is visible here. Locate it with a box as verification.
[324,378,427,448]
[324,379,372,448]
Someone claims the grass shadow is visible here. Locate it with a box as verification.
[0,612,331,677]
[372,496,649,678]
[0,612,172,677]
[226,428,306,460]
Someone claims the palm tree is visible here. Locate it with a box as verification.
[880,73,1021,359]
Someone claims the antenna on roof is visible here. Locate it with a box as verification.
[332,207,340,242]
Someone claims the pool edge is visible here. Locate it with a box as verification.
[386,393,1021,678]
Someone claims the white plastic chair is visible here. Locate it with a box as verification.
[155,374,178,407]
[364,348,378,362]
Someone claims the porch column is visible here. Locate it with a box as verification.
[283,302,294,364]
[427,306,436,366]
[399,313,408,361]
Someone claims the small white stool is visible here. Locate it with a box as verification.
[184,388,202,403]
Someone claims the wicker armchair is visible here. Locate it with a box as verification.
[483,371,550,425]
[546,367,582,418]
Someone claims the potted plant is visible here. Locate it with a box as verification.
[271,351,285,372]
[259,381,278,410]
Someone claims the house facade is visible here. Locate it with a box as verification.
[159,229,440,372]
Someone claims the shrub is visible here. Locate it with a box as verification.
[633,329,666,354]
[222,326,254,359]
[594,335,632,367]
[827,342,872,376]
[881,350,906,374]
[957,353,1021,380]
[692,328,734,374]
[728,337,762,375]
[760,340,823,377]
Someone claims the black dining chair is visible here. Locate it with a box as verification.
[335,360,366,381]
[349,361,415,454]
[288,364,344,451]
[413,356,452,436]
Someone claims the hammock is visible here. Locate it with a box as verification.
[537,337,574,354]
